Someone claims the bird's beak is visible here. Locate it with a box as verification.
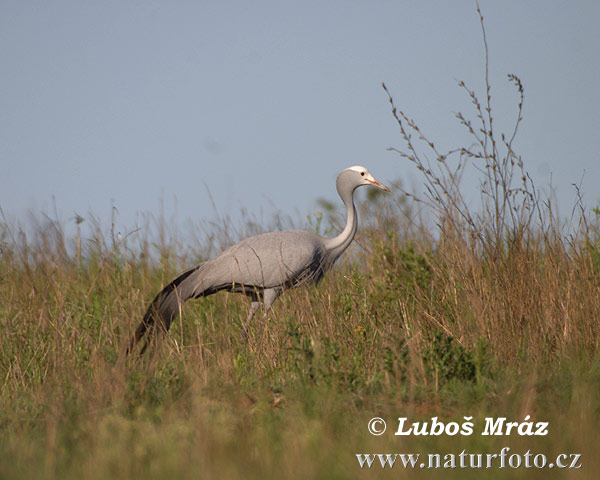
[367,177,390,192]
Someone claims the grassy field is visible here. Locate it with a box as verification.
[2,13,599,479]
[2,180,600,479]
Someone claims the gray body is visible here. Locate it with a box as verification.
[201,229,330,292]
[127,166,389,354]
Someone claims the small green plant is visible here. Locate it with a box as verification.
[422,331,476,385]
[306,210,333,236]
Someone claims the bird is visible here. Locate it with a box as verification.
[126,166,389,355]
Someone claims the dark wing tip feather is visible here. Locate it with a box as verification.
[125,265,202,356]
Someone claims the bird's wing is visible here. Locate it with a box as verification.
[126,262,209,354]
[206,230,327,290]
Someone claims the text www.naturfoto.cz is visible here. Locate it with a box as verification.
[356,448,582,470]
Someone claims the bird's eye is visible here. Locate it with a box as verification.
[360,172,365,176]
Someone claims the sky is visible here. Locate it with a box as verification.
[1,0,599,239]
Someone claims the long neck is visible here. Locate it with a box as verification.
[324,184,358,261]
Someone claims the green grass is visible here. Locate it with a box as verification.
[1,206,599,479]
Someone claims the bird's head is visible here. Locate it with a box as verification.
[338,166,390,193]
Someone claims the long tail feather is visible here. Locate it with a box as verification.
[126,264,204,356]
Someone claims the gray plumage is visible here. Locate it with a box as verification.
[127,166,389,355]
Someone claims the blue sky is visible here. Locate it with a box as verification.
[1,0,599,237]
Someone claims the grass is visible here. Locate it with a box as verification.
[2,6,599,479]
[2,186,600,479]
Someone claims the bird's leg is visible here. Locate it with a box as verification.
[240,289,279,342]
[259,288,279,333]
[240,299,260,341]
[253,288,279,346]
[262,288,279,316]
